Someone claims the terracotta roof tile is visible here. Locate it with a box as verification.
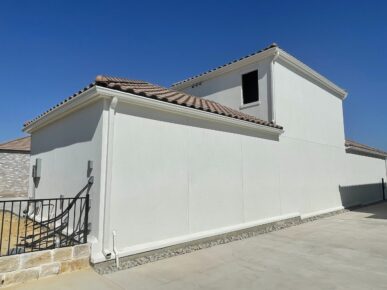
[345,139,387,157]
[0,136,30,152]
[172,43,278,87]
[95,75,283,129]
[24,75,283,131]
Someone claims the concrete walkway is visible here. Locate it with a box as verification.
[9,202,387,290]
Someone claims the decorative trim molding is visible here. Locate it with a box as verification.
[96,87,284,136]
[23,86,283,136]
[239,100,261,110]
[346,146,387,159]
[172,47,347,100]
[23,87,100,134]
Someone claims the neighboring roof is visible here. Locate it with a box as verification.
[345,139,387,158]
[24,76,283,131]
[0,136,30,152]
[171,43,347,99]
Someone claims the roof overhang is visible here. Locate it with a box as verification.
[23,86,284,136]
[172,47,348,100]
[346,146,387,160]
[23,86,100,134]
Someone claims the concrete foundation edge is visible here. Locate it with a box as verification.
[93,207,347,275]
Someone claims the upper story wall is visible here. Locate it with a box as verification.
[179,51,346,148]
[274,60,346,147]
[181,58,272,122]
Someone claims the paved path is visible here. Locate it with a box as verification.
[9,202,387,290]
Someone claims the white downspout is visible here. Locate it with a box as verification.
[112,231,120,268]
[270,50,280,123]
[102,96,118,259]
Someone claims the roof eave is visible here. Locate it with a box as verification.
[277,49,347,100]
[172,47,347,100]
[23,85,283,136]
[171,47,278,90]
[23,86,100,134]
[346,146,387,159]
[96,86,284,136]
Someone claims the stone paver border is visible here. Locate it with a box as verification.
[0,244,90,288]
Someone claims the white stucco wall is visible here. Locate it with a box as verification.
[107,102,284,255]
[274,60,346,147]
[341,153,386,207]
[182,59,272,122]
[273,60,348,216]
[29,99,105,240]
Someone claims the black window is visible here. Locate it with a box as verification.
[242,70,259,105]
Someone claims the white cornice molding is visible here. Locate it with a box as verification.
[23,86,283,136]
[96,87,284,136]
[23,86,100,134]
[277,49,347,99]
[346,146,387,159]
[171,47,277,90]
[172,48,348,100]
[172,47,277,90]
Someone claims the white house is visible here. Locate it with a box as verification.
[23,44,387,264]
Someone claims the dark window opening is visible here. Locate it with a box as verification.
[242,70,259,105]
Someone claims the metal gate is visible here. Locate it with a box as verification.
[0,178,92,256]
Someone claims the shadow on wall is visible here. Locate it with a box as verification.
[339,182,385,209]
[31,101,103,155]
[117,102,280,141]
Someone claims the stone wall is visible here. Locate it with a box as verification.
[0,152,30,198]
[0,244,90,288]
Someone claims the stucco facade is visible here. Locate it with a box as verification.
[28,100,105,242]
[24,45,387,264]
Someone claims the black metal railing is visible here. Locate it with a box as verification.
[0,179,91,256]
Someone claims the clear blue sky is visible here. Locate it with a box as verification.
[0,0,386,150]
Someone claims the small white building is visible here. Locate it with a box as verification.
[23,44,387,264]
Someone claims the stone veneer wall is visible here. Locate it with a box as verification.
[0,244,90,288]
[0,152,30,198]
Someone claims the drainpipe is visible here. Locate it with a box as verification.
[112,231,120,268]
[270,49,280,123]
[101,96,118,259]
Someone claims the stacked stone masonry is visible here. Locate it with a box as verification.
[0,244,90,288]
[0,152,29,198]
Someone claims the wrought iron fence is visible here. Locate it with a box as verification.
[0,179,91,256]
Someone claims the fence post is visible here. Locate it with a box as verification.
[84,193,89,243]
